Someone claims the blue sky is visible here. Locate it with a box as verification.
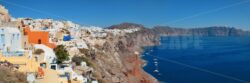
[1,0,250,30]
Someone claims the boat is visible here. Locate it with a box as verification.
[153,70,159,72]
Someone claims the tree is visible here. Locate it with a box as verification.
[54,45,69,64]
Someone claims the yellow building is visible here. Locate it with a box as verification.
[0,51,39,73]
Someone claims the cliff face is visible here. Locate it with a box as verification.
[153,26,249,36]
[191,27,248,36]
[107,23,160,47]
[89,23,159,83]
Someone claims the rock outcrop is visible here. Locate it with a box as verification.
[0,61,27,83]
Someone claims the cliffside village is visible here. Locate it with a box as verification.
[0,5,140,83]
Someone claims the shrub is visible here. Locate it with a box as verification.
[72,56,84,66]
[34,49,44,55]
[54,45,69,64]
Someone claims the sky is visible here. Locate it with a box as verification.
[0,0,250,30]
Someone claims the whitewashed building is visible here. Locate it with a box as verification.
[34,44,57,63]
[0,27,22,52]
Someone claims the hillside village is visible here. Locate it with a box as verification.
[0,4,152,83]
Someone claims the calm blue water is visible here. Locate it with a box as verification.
[142,36,250,83]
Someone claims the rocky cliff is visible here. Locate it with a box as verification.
[153,26,249,36]
[85,23,159,83]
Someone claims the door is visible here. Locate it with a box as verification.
[38,39,42,44]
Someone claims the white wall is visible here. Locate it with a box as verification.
[0,27,22,52]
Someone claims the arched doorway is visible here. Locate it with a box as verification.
[38,39,42,44]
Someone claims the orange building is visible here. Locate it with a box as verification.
[23,28,56,48]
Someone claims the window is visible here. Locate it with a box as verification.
[50,65,57,70]
[1,34,4,42]
[16,34,19,39]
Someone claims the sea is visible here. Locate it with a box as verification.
[142,36,250,83]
